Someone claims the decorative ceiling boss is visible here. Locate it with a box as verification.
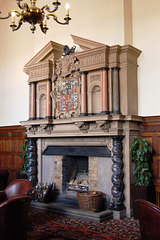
[0,0,71,33]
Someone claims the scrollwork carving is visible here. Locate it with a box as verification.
[75,121,89,133]
[26,126,38,135]
[96,120,110,131]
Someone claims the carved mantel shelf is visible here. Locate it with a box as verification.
[21,114,142,138]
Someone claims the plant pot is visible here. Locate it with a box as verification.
[130,184,155,219]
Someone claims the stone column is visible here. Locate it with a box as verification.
[80,72,88,116]
[27,138,37,189]
[101,67,109,114]
[46,79,52,119]
[112,67,121,114]
[30,82,36,120]
[110,135,124,210]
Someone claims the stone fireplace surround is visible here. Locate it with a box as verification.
[21,35,142,218]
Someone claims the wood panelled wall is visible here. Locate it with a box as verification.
[0,125,26,183]
[1,119,160,204]
[140,116,160,206]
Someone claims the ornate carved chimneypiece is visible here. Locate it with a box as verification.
[21,35,142,217]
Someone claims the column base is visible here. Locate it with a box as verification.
[110,111,121,115]
[29,117,36,120]
[45,116,53,119]
[113,209,127,219]
[80,113,88,116]
[100,111,110,115]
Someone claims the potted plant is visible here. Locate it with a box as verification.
[19,139,29,177]
[130,136,155,218]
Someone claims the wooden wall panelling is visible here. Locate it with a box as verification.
[0,126,26,184]
[140,116,160,206]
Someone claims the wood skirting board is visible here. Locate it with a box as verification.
[0,125,26,183]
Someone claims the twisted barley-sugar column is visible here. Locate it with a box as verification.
[110,135,125,211]
[101,67,109,114]
[27,138,37,189]
[30,82,36,120]
[80,72,88,116]
[46,79,52,119]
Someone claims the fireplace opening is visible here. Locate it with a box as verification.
[43,145,111,208]
[62,156,89,193]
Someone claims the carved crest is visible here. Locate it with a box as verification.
[55,55,80,79]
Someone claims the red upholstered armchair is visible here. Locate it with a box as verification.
[0,195,31,240]
[135,199,160,240]
[0,179,31,202]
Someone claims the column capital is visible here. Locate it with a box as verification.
[102,67,109,71]
[29,81,37,85]
[111,67,121,70]
[81,71,88,75]
[46,78,52,82]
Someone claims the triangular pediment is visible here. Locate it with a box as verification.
[24,41,64,68]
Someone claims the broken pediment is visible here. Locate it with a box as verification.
[71,35,106,51]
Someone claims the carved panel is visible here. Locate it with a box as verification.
[0,126,26,183]
[87,70,102,114]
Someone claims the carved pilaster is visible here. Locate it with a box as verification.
[27,138,37,189]
[110,135,124,210]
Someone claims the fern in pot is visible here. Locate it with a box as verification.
[130,136,155,218]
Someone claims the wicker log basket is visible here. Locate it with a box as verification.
[77,191,104,212]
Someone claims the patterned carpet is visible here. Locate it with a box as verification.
[27,208,141,240]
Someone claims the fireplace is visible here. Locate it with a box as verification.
[21,35,142,217]
[62,155,89,192]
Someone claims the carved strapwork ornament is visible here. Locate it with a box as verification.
[106,137,113,153]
